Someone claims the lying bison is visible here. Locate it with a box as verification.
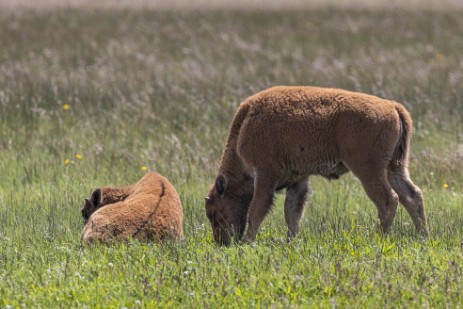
[205,86,428,245]
[81,173,184,244]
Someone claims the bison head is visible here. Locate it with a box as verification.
[205,175,250,246]
[81,188,101,225]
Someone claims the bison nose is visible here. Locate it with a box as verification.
[214,229,231,246]
[216,237,231,247]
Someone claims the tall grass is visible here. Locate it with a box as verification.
[0,3,462,307]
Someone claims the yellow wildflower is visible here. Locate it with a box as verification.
[75,154,82,160]
[63,104,71,111]
[141,165,147,171]
[443,183,449,189]
[64,159,70,166]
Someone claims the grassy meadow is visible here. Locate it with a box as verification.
[1,1,463,307]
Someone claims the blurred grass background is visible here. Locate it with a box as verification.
[0,1,462,307]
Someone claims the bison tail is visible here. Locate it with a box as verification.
[392,104,413,168]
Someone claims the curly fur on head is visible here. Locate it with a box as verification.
[81,173,183,244]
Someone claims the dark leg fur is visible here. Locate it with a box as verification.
[284,179,310,239]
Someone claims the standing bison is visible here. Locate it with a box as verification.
[205,86,428,245]
[81,173,184,244]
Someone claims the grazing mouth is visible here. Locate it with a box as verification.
[214,228,231,246]
[216,237,231,246]
[214,224,245,246]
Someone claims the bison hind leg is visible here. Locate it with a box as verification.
[284,178,310,240]
[349,163,399,234]
[387,166,428,237]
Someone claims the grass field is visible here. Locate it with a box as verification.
[1,1,463,307]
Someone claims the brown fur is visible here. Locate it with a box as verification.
[81,173,184,244]
[205,86,428,245]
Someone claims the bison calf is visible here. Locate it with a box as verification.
[205,86,428,245]
[81,173,184,244]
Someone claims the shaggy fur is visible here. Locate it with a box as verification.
[81,173,184,244]
[205,86,428,245]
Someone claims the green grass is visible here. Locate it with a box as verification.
[0,2,463,308]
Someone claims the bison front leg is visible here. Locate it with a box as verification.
[284,179,310,240]
[243,172,279,243]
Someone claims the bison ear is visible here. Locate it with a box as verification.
[90,188,101,208]
[215,175,227,196]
